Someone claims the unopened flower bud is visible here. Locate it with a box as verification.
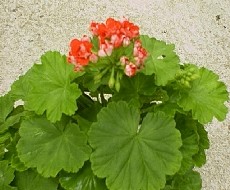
[115,72,121,92]
[108,67,115,88]
[89,53,98,63]
[115,79,120,92]
[184,81,191,88]
[186,77,191,81]
[123,37,130,47]
[190,74,200,80]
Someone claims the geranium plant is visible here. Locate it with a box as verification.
[0,18,229,190]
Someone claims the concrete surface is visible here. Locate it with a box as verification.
[0,0,229,189]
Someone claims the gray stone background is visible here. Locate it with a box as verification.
[0,0,229,189]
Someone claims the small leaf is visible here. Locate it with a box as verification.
[89,101,182,190]
[0,132,11,144]
[171,170,202,190]
[5,133,27,172]
[175,114,199,174]
[59,161,108,190]
[0,160,16,190]
[25,51,82,122]
[72,115,93,133]
[77,101,102,122]
[140,35,180,86]
[178,67,229,124]
[15,169,58,190]
[17,116,91,177]
[0,112,25,134]
[0,144,5,159]
[155,89,184,116]
[112,73,156,106]
[193,123,209,167]
[0,94,14,123]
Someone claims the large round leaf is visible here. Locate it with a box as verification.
[89,101,182,190]
[17,116,91,177]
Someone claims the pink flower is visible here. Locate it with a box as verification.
[125,63,137,77]
[89,53,98,63]
[120,56,129,65]
[98,41,114,57]
[123,37,130,46]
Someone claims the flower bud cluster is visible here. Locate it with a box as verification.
[176,66,200,88]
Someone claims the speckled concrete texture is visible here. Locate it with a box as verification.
[0,0,229,189]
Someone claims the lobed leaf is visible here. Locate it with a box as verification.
[24,51,82,122]
[17,116,91,177]
[178,67,229,124]
[89,101,182,190]
[140,35,180,86]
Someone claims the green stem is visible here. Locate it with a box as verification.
[100,90,107,106]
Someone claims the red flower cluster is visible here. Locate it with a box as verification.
[90,18,139,56]
[68,35,97,71]
[67,18,148,76]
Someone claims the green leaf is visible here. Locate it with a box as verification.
[0,160,16,190]
[154,89,184,116]
[77,101,102,122]
[10,68,33,101]
[193,123,209,167]
[0,94,14,123]
[5,133,27,172]
[17,116,91,177]
[161,185,172,190]
[59,161,107,190]
[0,112,25,134]
[112,73,156,106]
[171,170,202,190]
[15,169,58,190]
[175,114,199,174]
[24,51,82,122]
[178,67,229,124]
[72,115,93,133]
[0,132,11,144]
[89,101,182,190]
[140,35,180,86]
[0,144,5,160]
